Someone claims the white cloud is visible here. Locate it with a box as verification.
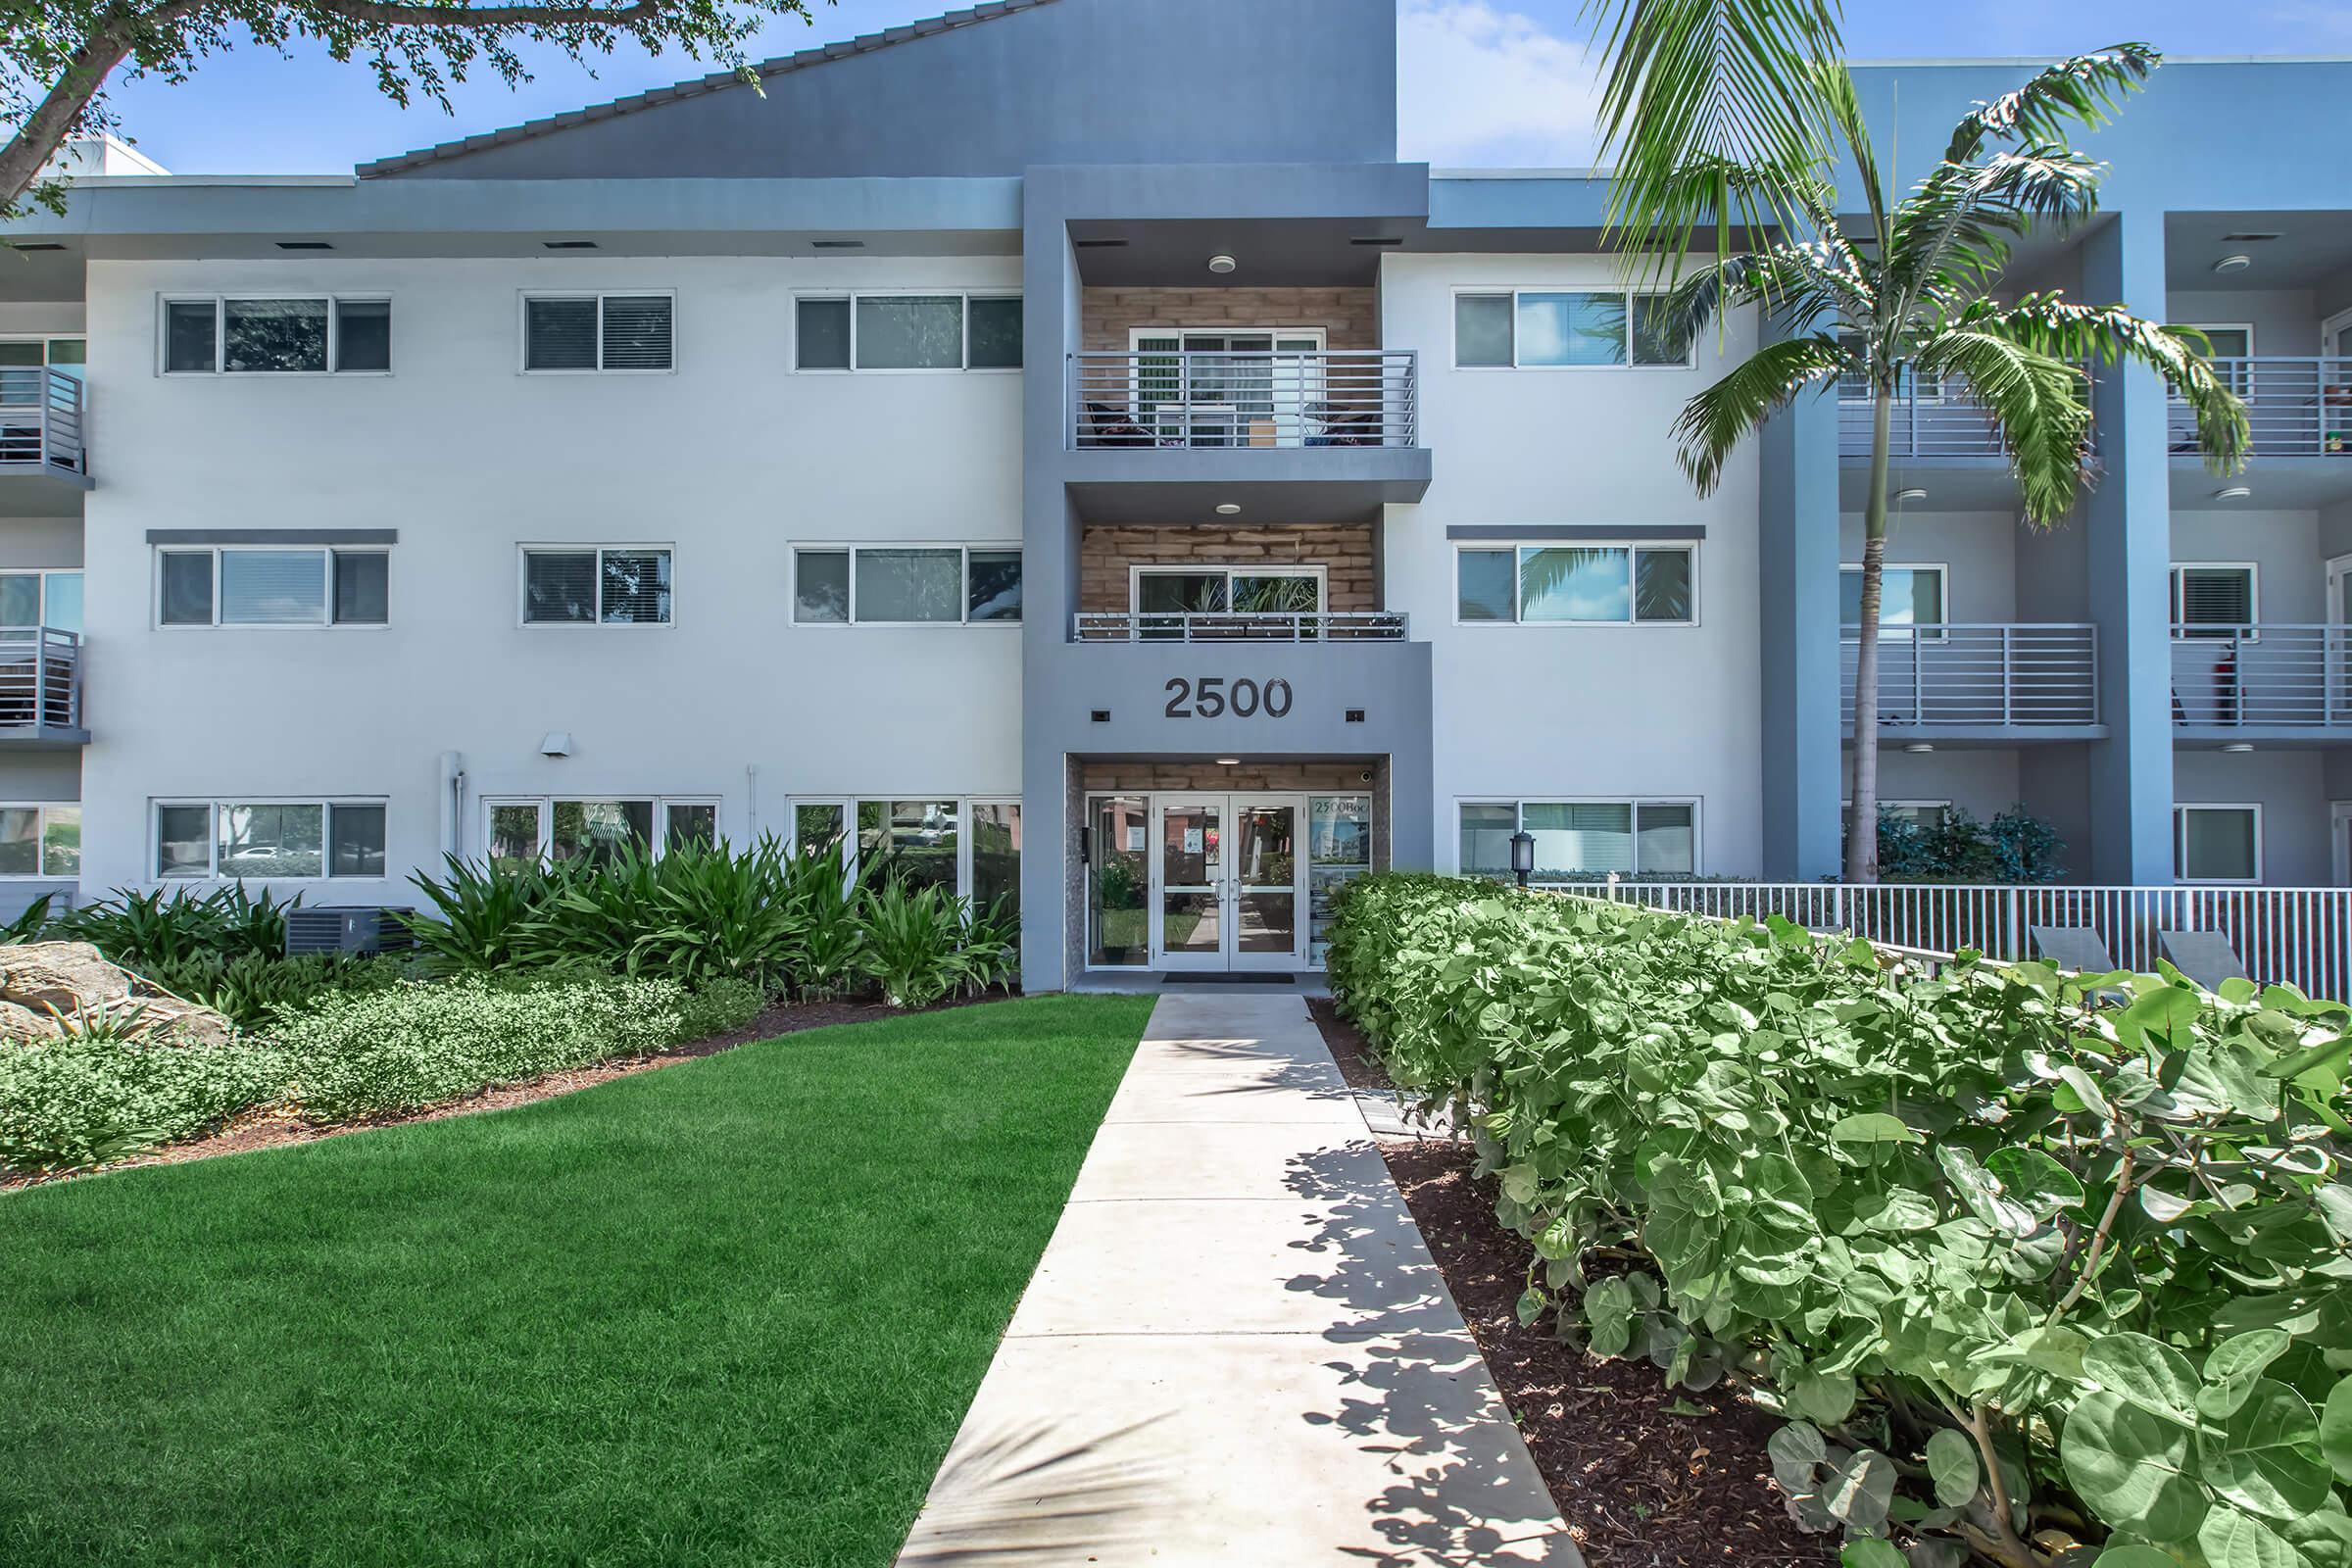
[2261,1,2352,41]
[1396,0,1605,169]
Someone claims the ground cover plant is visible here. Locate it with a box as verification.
[1327,874,2352,1568]
[0,995,1153,1568]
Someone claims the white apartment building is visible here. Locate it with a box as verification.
[1,0,2348,991]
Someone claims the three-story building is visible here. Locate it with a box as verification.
[2,0,2347,989]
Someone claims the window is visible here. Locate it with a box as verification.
[969,801,1021,915]
[794,292,1022,370]
[1840,564,1947,640]
[161,297,391,373]
[154,799,386,880]
[0,569,82,634]
[484,798,717,868]
[522,293,673,372]
[1460,800,1698,879]
[1453,289,1689,368]
[1134,565,1323,632]
[520,547,672,625]
[792,546,1021,624]
[2183,324,2253,396]
[156,547,388,628]
[1455,543,1696,624]
[858,800,958,894]
[2172,564,2256,639]
[0,803,79,878]
[2176,805,2260,884]
[794,798,1012,906]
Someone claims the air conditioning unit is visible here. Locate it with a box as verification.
[284,906,416,957]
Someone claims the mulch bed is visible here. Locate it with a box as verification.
[6,991,1005,1191]
[1309,1000,1832,1568]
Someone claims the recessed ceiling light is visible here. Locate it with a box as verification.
[1214,503,1242,515]
[2221,742,2255,754]
[1902,742,1935,755]
[1215,757,1242,766]
[811,238,864,250]
[275,240,333,250]
[1206,254,1238,274]
[2214,485,2253,501]
[2213,254,2252,273]
[1894,487,1929,504]
[542,239,598,250]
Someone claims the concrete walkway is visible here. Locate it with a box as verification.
[895,992,1580,1567]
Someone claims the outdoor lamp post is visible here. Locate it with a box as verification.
[1509,829,1535,889]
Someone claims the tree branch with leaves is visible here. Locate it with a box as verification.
[0,0,827,219]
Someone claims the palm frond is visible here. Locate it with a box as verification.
[1802,55,1887,245]
[1657,237,1876,351]
[1910,329,2093,526]
[1584,0,1846,274]
[1943,44,2161,164]
[1965,293,2251,474]
[1669,332,1849,495]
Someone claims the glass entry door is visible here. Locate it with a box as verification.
[1151,794,1305,970]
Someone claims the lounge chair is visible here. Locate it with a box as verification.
[2157,930,2251,992]
[2029,925,2119,974]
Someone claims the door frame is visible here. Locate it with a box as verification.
[2333,801,2352,887]
[2328,554,2352,623]
[1147,792,1308,971]
[2322,307,2352,360]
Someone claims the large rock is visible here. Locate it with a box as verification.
[0,941,235,1046]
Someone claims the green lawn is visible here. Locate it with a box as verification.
[0,994,1155,1568]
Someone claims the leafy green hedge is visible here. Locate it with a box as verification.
[0,1035,289,1174]
[1327,874,2352,1568]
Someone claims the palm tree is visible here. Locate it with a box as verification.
[1626,46,2249,879]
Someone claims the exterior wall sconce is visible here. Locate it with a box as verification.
[1509,829,1535,889]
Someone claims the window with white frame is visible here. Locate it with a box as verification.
[0,568,81,634]
[2172,564,2256,639]
[2181,324,2253,396]
[520,546,672,625]
[162,297,390,374]
[1453,289,1690,368]
[1455,542,1695,624]
[792,545,1021,624]
[1840,564,1947,640]
[0,803,78,878]
[794,293,1021,371]
[0,336,84,382]
[485,798,716,870]
[1132,564,1322,623]
[789,797,1018,906]
[2175,804,2261,884]
[157,546,387,627]
[155,799,386,880]
[1459,800,1698,879]
[521,293,673,372]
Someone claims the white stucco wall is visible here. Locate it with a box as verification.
[1378,254,1766,876]
[74,255,1024,898]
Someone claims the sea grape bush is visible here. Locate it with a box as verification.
[1326,874,2352,1568]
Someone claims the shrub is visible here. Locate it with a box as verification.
[856,883,969,1008]
[137,951,404,1032]
[0,1034,288,1173]
[672,976,765,1040]
[53,884,295,967]
[1327,874,2351,1568]
[271,973,708,1120]
[1878,804,2066,884]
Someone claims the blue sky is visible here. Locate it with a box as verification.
[94,0,2352,175]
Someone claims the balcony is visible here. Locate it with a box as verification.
[2169,358,2352,505]
[0,627,86,744]
[0,368,89,513]
[1063,350,1430,521]
[1841,623,2101,742]
[2171,624,2352,741]
[1073,611,1407,642]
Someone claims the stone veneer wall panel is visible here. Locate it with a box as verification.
[1080,287,1379,352]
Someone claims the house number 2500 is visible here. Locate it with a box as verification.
[1164,676,1294,719]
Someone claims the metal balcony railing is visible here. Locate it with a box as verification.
[1069,350,1419,449]
[2170,623,2352,727]
[1073,611,1408,642]
[2168,357,2352,458]
[1838,380,2009,459]
[0,367,86,476]
[0,627,82,734]
[1839,623,2098,727]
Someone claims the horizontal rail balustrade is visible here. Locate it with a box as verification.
[1069,350,1419,449]
[0,627,82,734]
[2168,357,2352,458]
[2170,624,2352,728]
[1072,610,1408,642]
[1839,623,2098,727]
[0,367,85,475]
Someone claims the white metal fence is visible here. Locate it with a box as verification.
[0,626,81,733]
[1541,879,2351,1001]
[1069,349,1420,449]
[2169,624,2352,728]
[0,366,85,474]
[1072,610,1408,642]
[2168,356,2352,458]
